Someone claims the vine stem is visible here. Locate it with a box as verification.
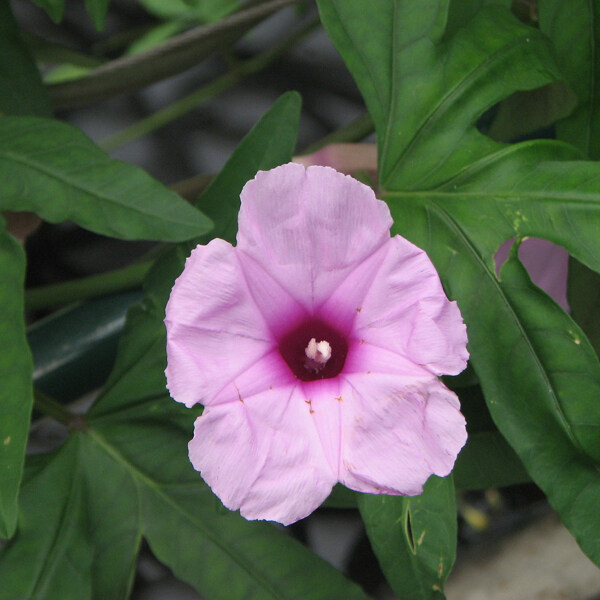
[26,260,152,311]
[100,19,319,152]
[34,389,83,429]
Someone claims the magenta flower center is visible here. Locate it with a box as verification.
[279,318,349,381]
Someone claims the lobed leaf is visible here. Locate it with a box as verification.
[0,436,140,600]
[91,382,371,600]
[317,1,561,189]
[387,190,600,563]
[320,0,600,569]
[539,0,600,158]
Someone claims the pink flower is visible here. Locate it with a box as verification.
[495,238,569,311]
[165,163,468,525]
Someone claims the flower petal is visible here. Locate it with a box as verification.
[237,163,392,312]
[343,340,433,378]
[165,239,276,407]
[342,235,469,375]
[189,383,337,525]
[338,373,467,495]
[301,378,344,479]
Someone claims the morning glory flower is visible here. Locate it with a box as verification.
[165,163,468,525]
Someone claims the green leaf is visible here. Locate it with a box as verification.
[454,432,530,490]
[96,91,302,415]
[0,226,32,540]
[0,2,52,117]
[30,0,65,23]
[30,0,109,28]
[136,90,302,321]
[487,82,577,142]
[359,476,457,600]
[568,258,600,356]
[539,0,600,158]
[0,117,212,242]
[195,90,302,244]
[445,0,510,39]
[0,435,140,600]
[317,1,561,189]
[29,291,143,402]
[386,168,600,562]
[91,385,370,600]
[125,22,187,56]
[451,383,530,491]
[323,484,359,509]
[85,0,110,31]
[320,0,600,567]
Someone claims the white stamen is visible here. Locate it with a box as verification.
[304,338,332,372]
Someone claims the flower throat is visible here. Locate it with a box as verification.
[278,318,348,382]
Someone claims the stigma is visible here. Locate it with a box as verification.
[304,338,332,372]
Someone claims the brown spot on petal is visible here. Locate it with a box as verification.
[356,307,361,313]
[360,339,364,344]
[234,384,243,403]
[335,395,343,402]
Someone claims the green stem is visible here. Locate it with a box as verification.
[26,260,153,311]
[100,19,319,152]
[34,389,78,428]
